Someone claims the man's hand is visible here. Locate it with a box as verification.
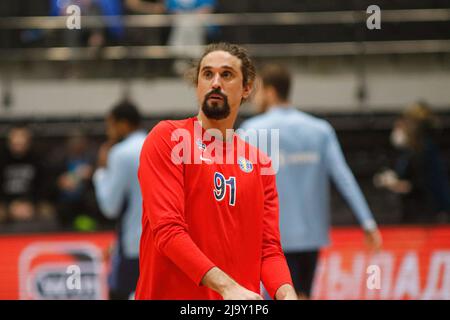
[373,169,397,189]
[221,283,264,300]
[373,170,411,194]
[58,173,77,191]
[97,141,114,168]
[274,284,297,300]
[201,267,263,300]
[365,228,382,252]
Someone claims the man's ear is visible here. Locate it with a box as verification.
[242,81,254,100]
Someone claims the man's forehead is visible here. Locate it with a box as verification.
[10,128,30,135]
[200,50,242,71]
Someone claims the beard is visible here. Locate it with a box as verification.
[201,88,230,120]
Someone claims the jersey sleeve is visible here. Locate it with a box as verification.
[259,158,294,299]
[138,121,216,286]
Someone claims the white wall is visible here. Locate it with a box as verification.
[1,68,449,118]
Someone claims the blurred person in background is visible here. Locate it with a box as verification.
[50,0,124,47]
[93,100,146,300]
[49,0,124,77]
[0,125,48,225]
[125,0,218,37]
[124,0,166,46]
[53,130,99,230]
[0,0,50,48]
[374,102,450,224]
[126,0,218,74]
[240,64,382,299]
[166,0,218,74]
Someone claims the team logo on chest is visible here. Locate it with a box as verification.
[238,157,253,173]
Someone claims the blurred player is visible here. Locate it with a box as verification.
[135,43,296,300]
[240,64,382,299]
[93,100,146,299]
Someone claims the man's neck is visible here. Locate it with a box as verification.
[196,111,238,142]
[121,127,140,140]
[268,100,291,110]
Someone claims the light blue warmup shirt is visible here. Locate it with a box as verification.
[240,107,377,252]
[93,130,147,258]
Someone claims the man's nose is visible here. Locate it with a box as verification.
[211,73,221,89]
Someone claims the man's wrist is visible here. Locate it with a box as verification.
[201,267,237,296]
[363,219,377,232]
[217,279,238,297]
[274,283,296,300]
[92,168,106,183]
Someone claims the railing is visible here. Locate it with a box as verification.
[1,9,450,29]
[1,40,450,61]
[0,9,449,60]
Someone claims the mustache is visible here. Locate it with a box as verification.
[204,88,228,101]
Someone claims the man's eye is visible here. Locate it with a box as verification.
[222,71,232,79]
[203,71,213,78]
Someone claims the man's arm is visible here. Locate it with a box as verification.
[259,160,297,300]
[324,124,382,251]
[93,145,129,219]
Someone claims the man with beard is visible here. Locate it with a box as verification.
[135,43,296,300]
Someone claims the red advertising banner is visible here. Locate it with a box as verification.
[0,227,449,300]
[312,226,450,300]
[0,232,115,300]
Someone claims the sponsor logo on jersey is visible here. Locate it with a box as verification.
[196,139,206,151]
[238,157,253,173]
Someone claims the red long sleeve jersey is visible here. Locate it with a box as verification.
[135,117,292,300]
